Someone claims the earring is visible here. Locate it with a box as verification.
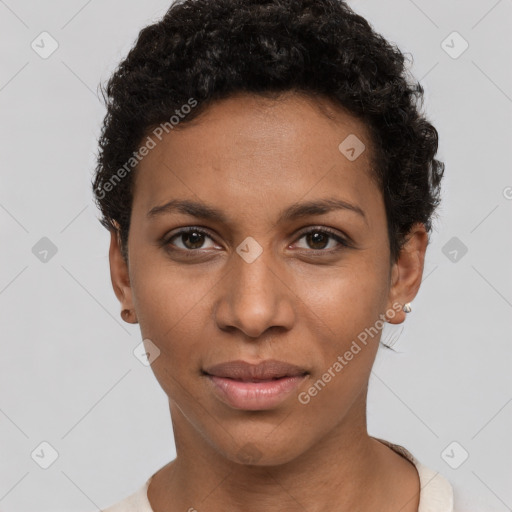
[403,302,412,313]
[121,309,138,323]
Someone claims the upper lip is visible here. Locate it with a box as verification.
[203,359,309,381]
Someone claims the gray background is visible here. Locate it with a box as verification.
[0,1,511,510]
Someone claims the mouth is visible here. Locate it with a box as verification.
[203,359,309,380]
[202,359,309,410]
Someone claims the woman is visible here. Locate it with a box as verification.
[93,0,454,510]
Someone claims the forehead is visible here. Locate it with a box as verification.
[132,92,381,225]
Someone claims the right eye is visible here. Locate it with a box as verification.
[164,227,219,252]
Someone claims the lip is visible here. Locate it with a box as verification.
[203,359,309,410]
[203,359,308,380]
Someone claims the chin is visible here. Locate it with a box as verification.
[216,432,310,467]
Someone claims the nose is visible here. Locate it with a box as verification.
[214,246,296,339]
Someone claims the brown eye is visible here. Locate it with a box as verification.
[294,228,350,252]
[179,231,206,249]
[305,232,330,250]
[165,227,217,251]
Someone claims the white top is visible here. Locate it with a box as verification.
[101,438,455,512]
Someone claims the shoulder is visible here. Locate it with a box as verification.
[100,475,154,512]
[373,436,456,512]
[414,459,455,512]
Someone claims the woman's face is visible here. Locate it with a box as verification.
[110,92,425,466]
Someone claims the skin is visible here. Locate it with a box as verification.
[109,91,428,512]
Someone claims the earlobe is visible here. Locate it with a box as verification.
[385,223,428,325]
[108,227,136,321]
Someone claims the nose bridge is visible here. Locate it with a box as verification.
[215,240,294,337]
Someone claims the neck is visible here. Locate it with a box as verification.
[148,393,402,512]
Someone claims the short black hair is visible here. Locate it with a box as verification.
[92,0,444,266]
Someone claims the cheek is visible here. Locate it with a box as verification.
[131,256,217,341]
[296,273,385,412]
[295,260,387,344]
[135,293,210,411]
[129,276,214,408]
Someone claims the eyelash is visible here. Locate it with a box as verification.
[162,226,351,257]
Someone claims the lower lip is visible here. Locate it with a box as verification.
[206,374,307,410]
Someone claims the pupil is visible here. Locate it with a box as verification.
[184,232,204,249]
[308,232,327,249]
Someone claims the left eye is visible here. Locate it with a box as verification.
[293,228,349,251]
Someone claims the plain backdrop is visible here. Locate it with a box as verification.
[0,1,511,511]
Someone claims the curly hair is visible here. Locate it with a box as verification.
[92,0,444,267]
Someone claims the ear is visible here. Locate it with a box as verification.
[385,223,429,325]
[108,226,137,324]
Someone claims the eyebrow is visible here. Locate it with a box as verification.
[147,197,368,226]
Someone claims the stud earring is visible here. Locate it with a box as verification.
[403,302,412,313]
[121,309,138,323]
